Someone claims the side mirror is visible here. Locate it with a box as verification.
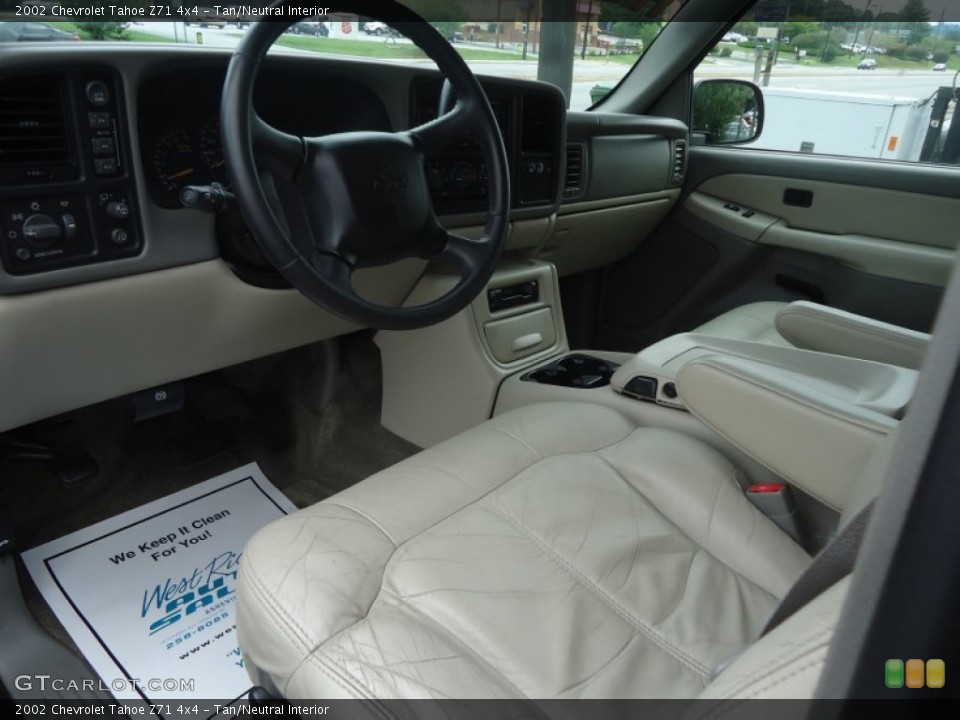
[692,79,764,146]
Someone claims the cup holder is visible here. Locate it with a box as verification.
[522,353,620,389]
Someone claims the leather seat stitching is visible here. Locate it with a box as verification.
[480,499,711,679]
[709,648,830,710]
[323,502,400,547]
[381,588,532,699]
[486,425,545,460]
[243,562,378,700]
[591,450,784,602]
[710,626,834,702]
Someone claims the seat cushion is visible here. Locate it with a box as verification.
[692,301,791,346]
[237,402,811,699]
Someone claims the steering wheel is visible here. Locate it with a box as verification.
[221,1,510,331]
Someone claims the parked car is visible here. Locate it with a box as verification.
[363,21,400,37]
[933,63,948,72]
[857,58,877,70]
[0,21,80,42]
[288,22,329,37]
[184,7,228,28]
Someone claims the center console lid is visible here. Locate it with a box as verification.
[611,332,917,420]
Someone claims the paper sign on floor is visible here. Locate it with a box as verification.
[21,463,296,704]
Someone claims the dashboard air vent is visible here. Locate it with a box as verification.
[672,139,687,184]
[0,77,71,168]
[563,143,585,199]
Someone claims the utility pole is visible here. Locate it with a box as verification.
[495,0,501,48]
[520,0,532,60]
[580,0,593,60]
[852,0,872,51]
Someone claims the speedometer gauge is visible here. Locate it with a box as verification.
[200,117,228,183]
[152,129,200,195]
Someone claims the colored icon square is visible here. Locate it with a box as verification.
[885,659,904,688]
[926,659,945,689]
[906,658,925,688]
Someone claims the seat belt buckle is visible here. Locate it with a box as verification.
[746,483,803,544]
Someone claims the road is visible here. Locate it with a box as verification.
[130,22,955,111]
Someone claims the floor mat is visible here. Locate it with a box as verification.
[20,463,294,704]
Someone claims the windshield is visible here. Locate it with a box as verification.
[0,1,687,111]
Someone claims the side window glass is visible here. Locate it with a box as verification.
[693,2,960,165]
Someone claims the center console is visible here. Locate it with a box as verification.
[0,69,143,282]
[608,333,917,420]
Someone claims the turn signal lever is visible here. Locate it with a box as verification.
[180,183,235,213]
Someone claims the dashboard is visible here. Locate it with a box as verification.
[0,47,566,295]
[0,42,685,437]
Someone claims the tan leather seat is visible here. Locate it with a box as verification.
[236,402,829,699]
[692,301,791,346]
[693,301,929,369]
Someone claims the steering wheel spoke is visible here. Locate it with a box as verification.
[404,99,476,156]
[436,228,492,277]
[252,113,305,179]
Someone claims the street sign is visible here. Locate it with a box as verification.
[755,2,790,23]
[757,27,780,40]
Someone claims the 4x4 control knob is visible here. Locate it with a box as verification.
[22,214,63,247]
[110,228,130,246]
[105,201,129,220]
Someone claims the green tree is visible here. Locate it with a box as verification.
[783,22,819,42]
[693,83,757,144]
[901,0,932,45]
[75,22,129,40]
[609,21,660,48]
[902,0,931,22]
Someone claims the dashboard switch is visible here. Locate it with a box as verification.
[85,80,110,107]
[105,201,130,220]
[91,137,115,156]
[94,158,118,176]
[87,112,112,130]
[62,214,78,240]
[22,214,62,246]
[110,228,130,246]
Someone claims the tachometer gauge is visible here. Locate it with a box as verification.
[152,129,200,195]
[200,117,227,183]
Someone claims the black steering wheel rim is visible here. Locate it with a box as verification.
[221,2,511,331]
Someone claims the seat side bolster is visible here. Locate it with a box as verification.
[236,503,397,696]
[776,301,930,369]
[692,577,850,704]
[677,356,895,511]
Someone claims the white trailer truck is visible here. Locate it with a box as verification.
[751,87,937,161]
